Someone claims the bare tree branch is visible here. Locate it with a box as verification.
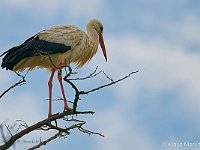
[102,71,114,82]
[80,71,139,95]
[27,131,62,150]
[0,73,26,99]
[0,125,7,144]
[4,124,13,137]
[0,111,94,150]
[68,66,102,81]
[0,66,137,149]
[78,126,104,137]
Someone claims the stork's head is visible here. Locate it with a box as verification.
[87,19,107,62]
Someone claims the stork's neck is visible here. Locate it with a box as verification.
[86,24,99,45]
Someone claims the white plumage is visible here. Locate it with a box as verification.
[1,19,107,117]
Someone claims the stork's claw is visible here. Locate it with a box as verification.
[48,112,59,118]
[64,106,73,111]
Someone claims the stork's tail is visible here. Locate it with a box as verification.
[1,45,26,70]
[1,34,39,71]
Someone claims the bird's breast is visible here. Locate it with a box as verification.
[38,26,99,68]
[62,38,98,68]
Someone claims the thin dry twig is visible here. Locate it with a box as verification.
[47,124,70,135]
[0,111,94,150]
[68,66,102,81]
[16,120,28,128]
[0,125,7,143]
[78,127,104,137]
[102,71,114,82]
[0,64,137,150]
[34,48,59,70]
[15,120,29,133]
[4,125,13,137]
[43,97,74,104]
[80,71,139,95]
[27,131,62,150]
[28,119,90,150]
[0,73,26,99]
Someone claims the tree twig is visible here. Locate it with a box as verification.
[80,71,139,95]
[0,73,26,99]
[68,66,102,81]
[78,127,104,137]
[0,111,94,150]
[27,131,62,150]
[0,65,137,149]
[4,125,13,137]
[0,125,7,143]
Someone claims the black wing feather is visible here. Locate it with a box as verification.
[1,34,71,70]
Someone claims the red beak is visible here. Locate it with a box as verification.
[99,34,107,62]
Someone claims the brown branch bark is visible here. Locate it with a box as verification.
[0,66,137,149]
[27,131,62,150]
[0,111,94,150]
[80,71,139,95]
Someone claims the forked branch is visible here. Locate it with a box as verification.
[0,66,138,150]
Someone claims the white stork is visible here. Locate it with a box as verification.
[1,19,107,117]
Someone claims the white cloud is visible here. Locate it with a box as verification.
[103,33,200,115]
[164,13,200,45]
[89,13,200,149]
[1,2,200,149]
[0,91,55,149]
[0,92,44,124]
[0,70,14,90]
[1,0,104,17]
[93,105,157,150]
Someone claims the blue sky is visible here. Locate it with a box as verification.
[1,0,200,150]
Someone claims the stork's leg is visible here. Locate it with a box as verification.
[57,68,72,111]
[48,69,55,117]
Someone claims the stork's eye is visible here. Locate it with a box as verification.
[100,26,103,33]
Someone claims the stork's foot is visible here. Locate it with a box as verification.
[64,106,73,111]
[48,113,52,118]
[48,113,56,118]
[48,112,59,118]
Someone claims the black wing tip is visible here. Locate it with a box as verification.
[1,50,18,71]
[1,33,72,71]
[0,34,38,71]
[1,61,14,70]
[1,56,6,69]
[0,50,9,58]
[1,63,5,69]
